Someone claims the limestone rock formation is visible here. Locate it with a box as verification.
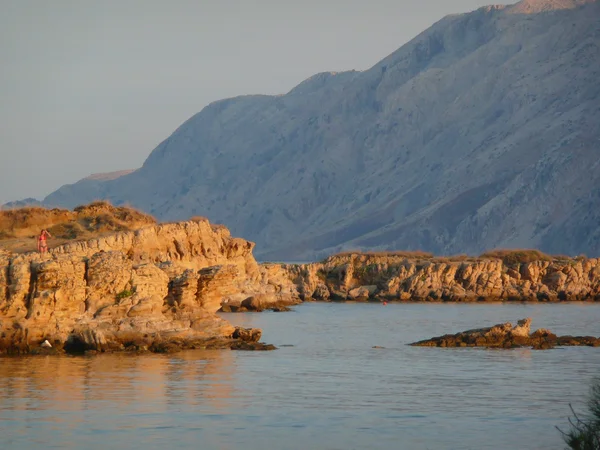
[43,0,600,261]
[0,219,278,355]
[264,252,600,302]
[219,262,303,311]
[410,318,600,349]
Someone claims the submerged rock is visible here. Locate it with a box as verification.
[410,318,600,349]
[229,341,277,351]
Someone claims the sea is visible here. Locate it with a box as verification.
[1,302,599,450]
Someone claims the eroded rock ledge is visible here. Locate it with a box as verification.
[409,318,600,350]
[267,252,600,303]
[0,219,279,355]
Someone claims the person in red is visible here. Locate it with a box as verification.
[37,229,52,253]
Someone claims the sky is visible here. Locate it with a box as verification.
[0,0,501,205]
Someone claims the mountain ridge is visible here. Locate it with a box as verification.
[44,0,600,260]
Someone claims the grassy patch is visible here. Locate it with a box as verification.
[480,249,553,265]
[330,250,434,259]
[116,289,135,300]
[316,270,327,282]
[0,201,156,253]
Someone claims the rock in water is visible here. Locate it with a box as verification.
[232,327,262,343]
[410,318,600,350]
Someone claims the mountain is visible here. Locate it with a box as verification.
[1,198,44,210]
[45,0,600,260]
[44,170,135,208]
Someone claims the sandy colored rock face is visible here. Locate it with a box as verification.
[0,220,267,354]
[263,254,600,303]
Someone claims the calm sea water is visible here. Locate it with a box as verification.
[1,302,599,450]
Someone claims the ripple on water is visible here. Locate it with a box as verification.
[0,302,599,450]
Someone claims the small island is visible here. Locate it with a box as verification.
[410,318,600,350]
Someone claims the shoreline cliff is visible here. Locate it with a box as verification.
[254,252,600,307]
[2,217,599,355]
[0,218,274,355]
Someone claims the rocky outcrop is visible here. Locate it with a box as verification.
[219,262,303,312]
[0,219,277,355]
[410,318,600,349]
[266,253,600,302]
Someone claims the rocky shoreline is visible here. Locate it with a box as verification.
[2,218,599,356]
[23,326,275,356]
[0,219,279,355]
[261,252,600,305]
[410,318,600,350]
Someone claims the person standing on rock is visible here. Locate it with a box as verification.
[37,229,52,253]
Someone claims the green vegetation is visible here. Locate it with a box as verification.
[116,289,135,300]
[352,263,379,280]
[316,270,327,282]
[558,378,600,450]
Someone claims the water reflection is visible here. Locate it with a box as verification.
[0,350,239,450]
[1,303,599,450]
[0,350,236,412]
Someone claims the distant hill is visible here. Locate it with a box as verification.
[42,170,135,208]
[84,169,135,181]
[44,0,600,260]
[1,198,44,210]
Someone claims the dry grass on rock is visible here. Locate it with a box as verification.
[0,200,156,253]
[324,248,585,266]
[480,249,555,265]
[330,250,435,259]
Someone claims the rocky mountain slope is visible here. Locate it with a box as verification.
[44,0,600,261]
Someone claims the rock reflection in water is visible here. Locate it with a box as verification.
[1,303,600,450]
[0,350,236,448]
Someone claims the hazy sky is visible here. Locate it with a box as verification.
[0,0,500,204]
